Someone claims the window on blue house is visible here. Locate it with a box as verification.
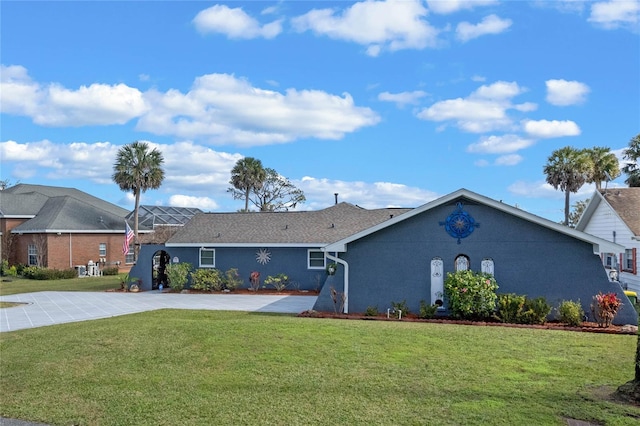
[200,248,215,268]
[308,250,325,269]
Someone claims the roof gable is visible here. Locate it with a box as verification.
[576,188,640,237]
[324,188,624,254]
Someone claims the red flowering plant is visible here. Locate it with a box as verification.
[249,271,260,292]
[590,292,622,328]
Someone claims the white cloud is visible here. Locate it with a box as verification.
[508,180,564,198]
[588,0,640,30]
[1,66,378,147]
[522,119,581,138]
[378,90,428,107]
[299,176,439,209]
[168,195,219,211]
[193,5,282,39]
[0,139,119,183]
[545,79,590,106]
[417,81,526,133]
[137,73,380,146]
[426,0,498,14]
[291,0,439,56]
[0,65,147,126]
[494,154,523,166]
[456,14,513,42]
[2,138,448,211]
[467,134,535,154]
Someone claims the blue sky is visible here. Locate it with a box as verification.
[1,0,638,221]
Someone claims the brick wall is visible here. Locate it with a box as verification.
[10,232,132,273]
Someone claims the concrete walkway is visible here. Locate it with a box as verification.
[0,291,317,332]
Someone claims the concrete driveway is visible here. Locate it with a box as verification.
[0,291,317,332]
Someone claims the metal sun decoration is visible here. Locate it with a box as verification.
[439,202,479,244]
[256,248,271,265]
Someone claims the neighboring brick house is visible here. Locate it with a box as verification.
[0,184,142,272]
[577,188,640,292]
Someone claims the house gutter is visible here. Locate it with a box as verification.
[324,252,350,314]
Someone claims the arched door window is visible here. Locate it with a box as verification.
[481,258,494,275]
[455,254,470,272]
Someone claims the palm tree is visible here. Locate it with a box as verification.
[112,141,165,259]
[228,157,266,212]
[543,146,590,225]
[584,146,620,190]
[622,133,640,187]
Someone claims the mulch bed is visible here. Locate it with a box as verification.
[297,311,638,335]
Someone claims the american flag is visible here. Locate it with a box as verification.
[123,221,135,255]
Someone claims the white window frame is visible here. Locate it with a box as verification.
[28,244,38,266]
[622,249,634,272]
[307,249,326,269]
[125,245,135,264]
[603,253,615,269]
[99,243,107,257]
[199,248,215,268]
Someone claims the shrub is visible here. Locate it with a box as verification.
[102,267,120,276]
[191,268,223,291]
[444,270,499,320]
[166,262,192,292]
[557,300,584,327]
[224,268,242,291]
[390,300,410,318]
[419,300,438,319]
[495,293,526,323]
[21,267,76,280]
[519,297,552,325]
[591,292,622,328]
[364,306,379,317]
[1,260,17,277]
[265,273,289,292]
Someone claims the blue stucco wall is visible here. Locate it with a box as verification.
[131,245,328,292]
[313,199,638,325]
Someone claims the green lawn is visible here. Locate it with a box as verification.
[0,276,121,295]
[1,310,638,425]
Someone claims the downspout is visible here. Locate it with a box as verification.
[69,233,72,268]
[325,252,349,314]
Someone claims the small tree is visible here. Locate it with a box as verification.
[249,168,306,212]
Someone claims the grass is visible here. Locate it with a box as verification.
[1,310,638,425]
[0,276,121,296]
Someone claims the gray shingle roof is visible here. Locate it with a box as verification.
[0,191,49,216]
[3,184,128,217]
[600,188,640,236]
[12,196,128,232]
[167,203,411,246]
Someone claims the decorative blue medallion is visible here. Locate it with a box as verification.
[439,202,479,244]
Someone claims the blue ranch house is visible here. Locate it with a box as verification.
[130,189,638,326]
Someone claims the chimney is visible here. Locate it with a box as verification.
[334,193,339,205]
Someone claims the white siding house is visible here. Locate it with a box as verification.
[577,189,640,292]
